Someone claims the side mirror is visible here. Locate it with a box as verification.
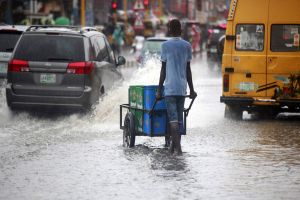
[117,56,126,66]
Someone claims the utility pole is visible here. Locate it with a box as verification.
[81,0,85,26]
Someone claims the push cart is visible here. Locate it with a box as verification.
[120,93,196,148]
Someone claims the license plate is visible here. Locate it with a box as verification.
[40,74,56,84]
[0,63,7,73]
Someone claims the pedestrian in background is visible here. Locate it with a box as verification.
[112,25,124,56]
[104,17,116,47]
[156,19,197,155]
[191,24,201,53]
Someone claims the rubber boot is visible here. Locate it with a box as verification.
[169,122,182,155]
[169,139,175,154]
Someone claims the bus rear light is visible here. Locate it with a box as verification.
[8,59,29,72]
[223,74,229,92]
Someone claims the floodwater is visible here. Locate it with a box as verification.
[0,54,299,200]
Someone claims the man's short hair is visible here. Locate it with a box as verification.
[168,19,181,36]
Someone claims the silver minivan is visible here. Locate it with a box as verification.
[6,26,125,110]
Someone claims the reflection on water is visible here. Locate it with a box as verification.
[1,54,300,200]
[235,119,300,167]
[123,144,188,173]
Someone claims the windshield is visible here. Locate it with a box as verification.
[0,32,22,52]
[14,34,85,62]
[142,40,165,54]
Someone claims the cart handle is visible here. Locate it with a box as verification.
[184,96,196,117]
[149,95,196,116]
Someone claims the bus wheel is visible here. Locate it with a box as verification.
[224,105,243,120]
[257,108,280,119]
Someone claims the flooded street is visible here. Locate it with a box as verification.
[0,54,300,200]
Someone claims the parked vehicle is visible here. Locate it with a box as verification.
[6,25,125,110]
[181,20,203,52]
[221,0,300,119]
[0,25,27,78]
[207,24,226,61]
[137,37,169,65]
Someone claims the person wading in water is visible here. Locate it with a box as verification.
[156,19,197,155]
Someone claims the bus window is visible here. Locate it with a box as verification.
[235,24,264,51]
[271,24,300,52]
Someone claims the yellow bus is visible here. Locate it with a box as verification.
[221,0,300,119]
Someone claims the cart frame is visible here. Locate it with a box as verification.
[120,96,196,147]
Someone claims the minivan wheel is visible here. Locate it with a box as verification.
[83,101,93,111]
[100,86,105,95]
[224,105,243,120]
[7,103,17,112]
[6,97,15,111]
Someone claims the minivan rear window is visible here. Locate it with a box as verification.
[0,32,22,52]
[143,40,165,53]
[14,34,85,62]
[235,24,264,51]
[271,25,300,52]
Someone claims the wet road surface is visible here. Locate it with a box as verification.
[0,54,299,200]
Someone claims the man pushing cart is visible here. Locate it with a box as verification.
[156,19,197,155]
[120,19,197,155]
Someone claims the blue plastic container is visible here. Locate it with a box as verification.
[144,85,166,110]
[143,111,167,136]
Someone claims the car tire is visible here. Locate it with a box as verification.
[6,93,15,111]
[83,98,93,111]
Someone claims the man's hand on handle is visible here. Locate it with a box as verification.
[155,90,163,100]
[189,90,197,99]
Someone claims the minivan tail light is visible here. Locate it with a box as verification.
[8,59,29,72]
[67,62,94,74]
[223,74,229,92]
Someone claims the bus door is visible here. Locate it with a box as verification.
[267,0,300,98]
[229,0,268,97]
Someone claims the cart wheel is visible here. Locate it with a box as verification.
[123,112,135,148]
